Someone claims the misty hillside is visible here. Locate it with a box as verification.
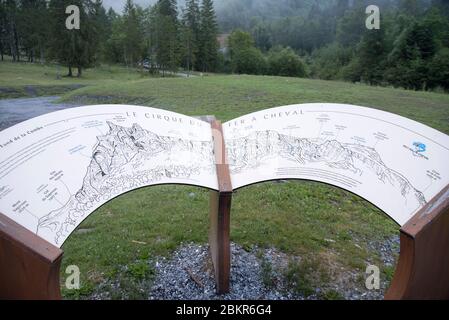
[102,0,436,33]
[214,0,433,32]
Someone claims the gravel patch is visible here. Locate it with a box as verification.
[149,243,293,300]
[145,239,399,301]
[85,237,400,300]
[367,234,400,267]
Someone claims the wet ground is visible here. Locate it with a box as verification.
[0,96,78,131]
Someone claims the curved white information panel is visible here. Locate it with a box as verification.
[224,104,449,226]
[0,105,217,247]
[1,103,448,247]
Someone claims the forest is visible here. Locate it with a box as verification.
[0,0,220,76]
[0,0,448,91]
[216,0,449,91]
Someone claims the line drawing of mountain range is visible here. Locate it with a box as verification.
[37,122,215,245]
[36,125,428,245]
[226,130,427,206]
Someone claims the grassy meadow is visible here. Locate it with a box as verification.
[1,60,448,299]
[0,60,155,99]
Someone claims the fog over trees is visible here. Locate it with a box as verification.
[212,0,449,91]
[1,0,448,91]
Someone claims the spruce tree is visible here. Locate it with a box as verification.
[358,28,387,85]
[122,0,143,67]
[180,11,193,73]
[155,0,179,74]
[158,0,177,22]
[91,0,109,62]
[0,3,5,60]
[47,0,100,77]
[3,0,20,62]
[198,0,218,72]
[17,0,49,63]
[181,0,200,72]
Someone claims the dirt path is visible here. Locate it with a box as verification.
[0,96,79,131]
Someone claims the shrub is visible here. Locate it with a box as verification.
[231,46,267,75]
[267,46,307,77]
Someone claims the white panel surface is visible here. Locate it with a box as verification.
[2,103,448,246]
[224,104,449,226]
[0,105,217,247]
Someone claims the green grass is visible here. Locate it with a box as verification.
[284,257,326,297]
[1,61,448,299]
[60,186,210,298]
[58,73,449,134]
[0,60,157,99]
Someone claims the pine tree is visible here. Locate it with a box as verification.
[17,0,49,63]
[358,28,387,85]
[48,0,78,76]
[336,5,366,47]
[103,7,122,64]
[181,0,200,72]
[386,19,437,90]
[91,0,109,62]
[48,0,99,77]
[180,10,194,73]
[0,2,5,60]
[154,0,180,74]
[144,4,158,71]
[428,48,449,91]
[198,0,218,72]
[122,0,143,67]
[3,0,20,62]
[158,0,177,21]
[185,0,201,36]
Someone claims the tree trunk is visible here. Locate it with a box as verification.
[77,66,82,77]
[13,27,20,62]
[67,66,73,77]
[9,16,16,62]
[187,44,191,77]
[10,41,16,62]
[39,45,45,64]
[124,47,128,69]
[10,32,16,62]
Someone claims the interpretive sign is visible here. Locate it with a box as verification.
[0,104,448,247]
[0,106,218,247]
[1,103,448,299]
[223,104,449,226]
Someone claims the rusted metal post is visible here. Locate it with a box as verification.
[209,121,233,294]
[386,184,449,299]
[0,212,63,299]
